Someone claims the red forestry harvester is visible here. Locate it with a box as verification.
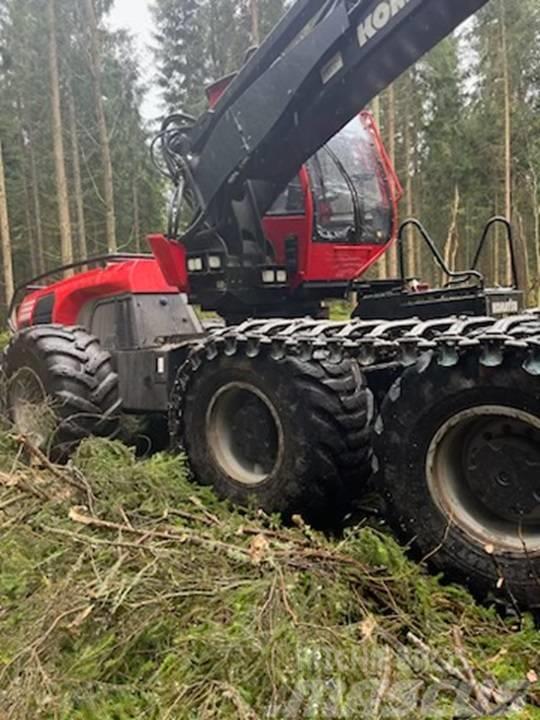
[3,0,540,608]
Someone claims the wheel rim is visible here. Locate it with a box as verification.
[8,369,56,449]
[427,405,540,553]
[206,382,283,486]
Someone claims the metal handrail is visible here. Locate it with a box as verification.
[397,219,484,288]
[471,216,518,289]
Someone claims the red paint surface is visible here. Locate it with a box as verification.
[17,258,177,328]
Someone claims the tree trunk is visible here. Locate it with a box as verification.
[15,99,38,277]
[48,0,74,272]
[372,95,381,126]
[493,226,501,286]
[0,142,15,306]
[443,186,461,279]
[27,125,46,275]
[372,95,387,281]
[84,0,117,253]
[500,0,512,287]
[535,204,540,304]
[17,11,46,275]
[133,180,141,253]
[529,166,540,305]
[208,0,219,76]
[492,192,500,286]
[409,70,423,280]
[534,199,540,305]
[385,84,398,278]
[249,0,260,45]
[68,86,88,264]
[404,102,415,278]
[23,183,37,277]
[516,213,530,301]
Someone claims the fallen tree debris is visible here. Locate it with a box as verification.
[0,437,539,719]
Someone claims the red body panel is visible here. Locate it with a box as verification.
[304,243,392,282]
[17,258,177,329]
[261,166,392,284]
[206,74,235,109]
[148,234,189,290]
[261,167,312,288]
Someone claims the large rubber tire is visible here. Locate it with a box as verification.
[173,346,374,523]
[4,325,121,459]
[375,348,540,609]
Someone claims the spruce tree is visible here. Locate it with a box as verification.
[152,0,207,115]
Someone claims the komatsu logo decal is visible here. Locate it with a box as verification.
[490,299,520,316]
[357,0,413,48]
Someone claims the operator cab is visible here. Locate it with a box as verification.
[268,116,394,247]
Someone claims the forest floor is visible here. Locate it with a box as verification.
[0,329,540,719]
[0,432,539,719]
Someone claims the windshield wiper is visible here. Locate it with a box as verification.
[323,146,363,240]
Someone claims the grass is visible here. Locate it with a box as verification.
[0,435,539,719]
[328,300,354,322]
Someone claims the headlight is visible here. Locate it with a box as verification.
[276,270,287,283]
[187,257,204,272]
[208,255,222,270]
[262,270,276,284]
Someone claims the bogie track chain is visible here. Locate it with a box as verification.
[170,310,540,438]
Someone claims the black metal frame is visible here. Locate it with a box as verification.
[350,216,524,322]
[397,216,519,291]
[8,253,153,332]
[471,216,519,288]
[397,219,484,288]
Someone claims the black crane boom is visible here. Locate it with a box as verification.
[187,0,488,219]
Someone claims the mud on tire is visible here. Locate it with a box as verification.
[172,341,374,523]
[375,347,540,609]
[4,325,121,459]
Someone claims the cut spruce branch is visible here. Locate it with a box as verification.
[0,437,538,719]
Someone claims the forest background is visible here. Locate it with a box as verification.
[0,0,539,321]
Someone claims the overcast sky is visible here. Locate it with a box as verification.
[107,0,161,121]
